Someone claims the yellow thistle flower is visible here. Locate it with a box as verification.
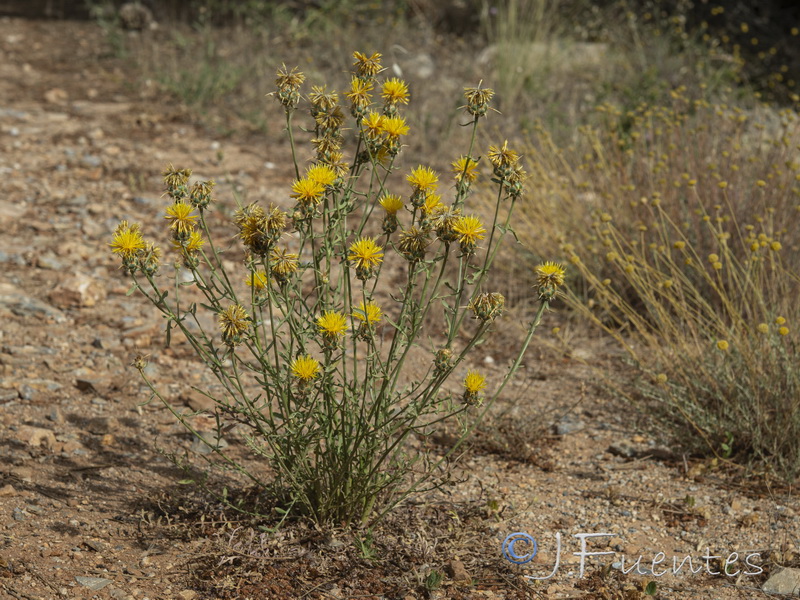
[463,370,487,405]
[468,292,505,322]
[381,78,409,105]
[291,355,320,381]
[219,304,250,346]
[275,64,305,90]
[379,194,404,215]
[189,179,215,209]
[757,322,769,334]
[314,105,345,131]
[352,51,383,78]
[487,140,520,169]
[347,77,374,114]
[776,316,786,325]
[407,165,439,193]
[380,115,410,140]
[306,164,337,188]
[362,112,384,139]
[779,327,790,336]
[397,226,430,262]
[270,247,299,283]
[274,64,305,109]
[163,164,192,196]
[535,262,566,301]
[348,237,384,280]
[717,340,729,351]
[309,85,338,111]
[165,201,198,238]
[317,310,348,340]
[311,135,343,157]
[110,221,146,260]
[174,229,205,253]
[463,84,494,117]
[452,156,479,183]
[422,193,443,215]
[453,214,486,253]
[291,178,326,207]
[245,269,269,290]
[352,301,382,324]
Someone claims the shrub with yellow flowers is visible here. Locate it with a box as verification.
[110,51,563,526]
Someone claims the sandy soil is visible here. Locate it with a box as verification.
[0,15,798,600]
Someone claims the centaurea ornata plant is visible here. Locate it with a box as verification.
[110,51,563,526]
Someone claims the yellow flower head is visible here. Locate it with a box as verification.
[463,84,494,117]
[352,301,382,325]
[275,64,305,91]
[775,316,786,325]
[353,51,383,79]
[317,310,348,340]
[407,165,439,193]
[757,322,769,334]
[173,230,205,260]
[452,156,479,183]
[245,269,269,291]
[163,164,192,198]
[291,178,326,207]
[535,261,566,301]
[165,201,198,239]
[362,112,385,139]
[309,85,338,111]
[463,370,487,405]
[453,214,486,254]
[488,140,520,169]
[110,221,145,260]
[536,262,566,288]
[422,193,444,215]
[380,115,410,140]
[347,77,374,116]
[779,326,790,336]
[397,226,431,262]
[468,292,505,322]
[291,355,320,382]
[716,340,729,351]
[464,370,487,393]
[219,304,251,346]
[275,64,305,108]
[381,78,409,105]
[270,247,299,284]
[189,179,215,209]
[348,237,384,280]
[306,164,337,188]
[380,194,404,215]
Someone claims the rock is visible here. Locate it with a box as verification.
[87,416,120,435]
[0,283,66,322]
[178,591,197,600]
[180,388,216,413]
[0,484,17,497]
[446,558,471,584]
[47,407,65,424]
[12,507,26,521]
[44,88,68,104]
[190,432,228,454]
[49,272,107,308]
[15,425,57,449]
[554,418,584,436]
[608,442,636,458]
[762,567,800,595]
[75,576,113,591]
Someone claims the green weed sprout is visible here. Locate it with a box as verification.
[110,51,562,526]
